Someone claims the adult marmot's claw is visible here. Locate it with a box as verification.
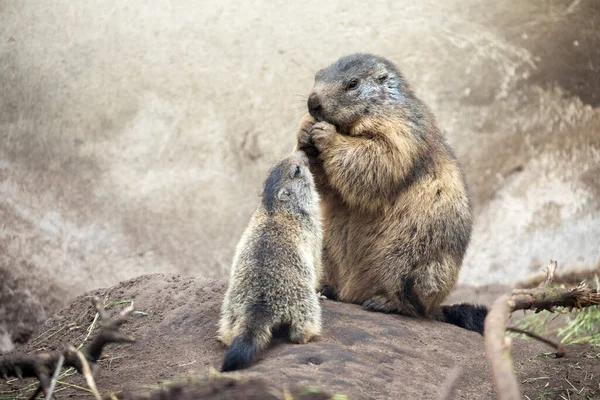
[310,121,337,150]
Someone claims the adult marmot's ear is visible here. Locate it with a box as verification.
[278,188,291,202]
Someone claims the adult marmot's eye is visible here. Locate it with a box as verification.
[378,74,388,83]
[294,165,301,176]
[346,79,359,90]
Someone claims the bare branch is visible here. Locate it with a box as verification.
[484,260,600,400]
[506,327,565,357]
[0,296,136,398]
[485,294,522,400]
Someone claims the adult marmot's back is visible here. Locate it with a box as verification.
[296,53,486,333]
[218,150,323,371]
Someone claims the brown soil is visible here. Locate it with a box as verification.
[1,275,597,400]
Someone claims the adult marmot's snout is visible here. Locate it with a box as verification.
[307,92,323,121]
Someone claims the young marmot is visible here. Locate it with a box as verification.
[296,53,487,333]
[217,151,323,372]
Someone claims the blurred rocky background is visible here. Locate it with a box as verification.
[1,0,598,351]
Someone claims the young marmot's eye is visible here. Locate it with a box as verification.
[346,79,359,90]
[294,165,301,176]
[378,74,388,83]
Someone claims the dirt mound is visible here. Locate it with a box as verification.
[1,274,598,399]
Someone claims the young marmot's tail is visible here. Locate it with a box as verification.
[221,331,262,372]
[435,303,488,335]
[221,314,271,372]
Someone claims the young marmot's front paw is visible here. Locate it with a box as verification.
[310,122,337,151]
[296,114,319,157]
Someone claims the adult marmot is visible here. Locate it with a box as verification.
[218,151,323,371]
[296,53,486,333]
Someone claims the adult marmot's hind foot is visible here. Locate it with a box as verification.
[362,293,425,317]
[362,295,398,313]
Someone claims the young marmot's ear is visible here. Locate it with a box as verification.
[278,188,291,202]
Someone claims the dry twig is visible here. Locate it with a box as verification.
[0,296,135,399]
[505,327,565,357]
[484,260,600,400]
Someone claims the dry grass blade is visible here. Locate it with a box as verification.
[44,354,64,400]
[74,349,101,400]
[506,327,566,357]
[540,260,557,287]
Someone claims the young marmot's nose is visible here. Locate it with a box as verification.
[307,93,323,120]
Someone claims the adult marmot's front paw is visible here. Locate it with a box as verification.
[310,122,337,151]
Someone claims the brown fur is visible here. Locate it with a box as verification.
[296,53,473,320]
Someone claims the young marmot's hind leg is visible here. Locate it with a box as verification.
[289,295,322,344]
[217,301,239,346]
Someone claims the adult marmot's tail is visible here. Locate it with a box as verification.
[436,303,488,334]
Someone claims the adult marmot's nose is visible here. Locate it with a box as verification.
[307,93,323,120]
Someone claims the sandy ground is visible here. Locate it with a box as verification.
[1,1,599,352]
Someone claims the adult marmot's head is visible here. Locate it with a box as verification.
[261,151,318,216]
[307,53,413,134]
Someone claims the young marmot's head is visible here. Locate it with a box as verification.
[307,53,412,134]
[261,151,318,216]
